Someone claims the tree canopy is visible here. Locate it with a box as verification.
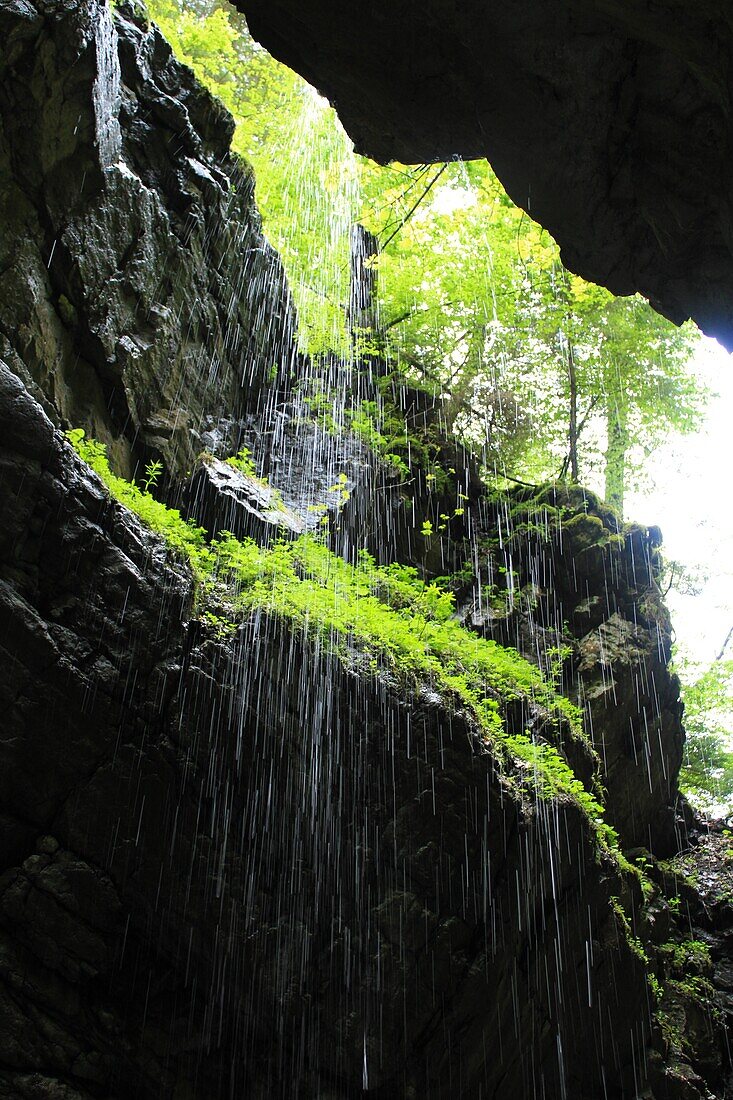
[675,654,733,816]
[145,0,704,516]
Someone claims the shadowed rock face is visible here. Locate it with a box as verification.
[0,0,296,479]
[0,1,726,1097]
[469,488,686,856]
[240,0,733,347]
[0,360,649,1099]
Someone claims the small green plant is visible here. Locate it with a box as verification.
[421,519,433,538]
[328,472,351,510]
[302,384,430,485]
[545,643,573,689]
[142,459,163,492]
[66,429,211,583]
[200,610,237,639]
[345,399,414,480]
[653,938,724,1055]
[610,897,649,963]
[222,447,286,506]
[225,446,258,479]
[660,939,712,975]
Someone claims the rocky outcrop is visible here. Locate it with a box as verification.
[0,0,295,479]
[0,357,651,1099]
[240,0,733,348]
[640,828,733,1099]
[469,487,685,855]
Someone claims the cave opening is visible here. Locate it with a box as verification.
[0,1,732,1098]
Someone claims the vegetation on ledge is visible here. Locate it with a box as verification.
[68,428,619,854]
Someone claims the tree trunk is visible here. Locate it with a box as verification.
[442,322,487,433]
[567,341,579,482]
[604,397,629,517]
[557,267,579,483]
[347,223,380,339]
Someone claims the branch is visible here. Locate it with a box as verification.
[374,165,433,226]
[380,163,450,251]
[717,625,733,662]
[383,310,415,331]
[663,562,678,598]
[500,474,541,489]
[575,395,600,439]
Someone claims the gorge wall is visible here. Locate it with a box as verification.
[240,0,733,351]
[0,2,731,1098]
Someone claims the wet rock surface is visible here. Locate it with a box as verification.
[639,829,733,1100]
[0,367,651,1098]
[181,454,306,539]
[470,486,686,855]
[0,0,295,478]
[240,0,733,349]
[0,2,731,1098]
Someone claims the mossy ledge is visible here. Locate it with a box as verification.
[68,428,621,854]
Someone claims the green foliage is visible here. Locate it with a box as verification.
[345,399,412,480]
[326,472,351,511]
[610,897,649,963]
[199,609,238,638]
[507,733,619,851]
[224,446,258,479]
[68,428,622,854]
[302,382,434,483]
[654,937,722,1056]
[659,939,712,975]
[142,459,163,491]
[360,159,704,509]
[66,430,211,582]
[545,643,573,689]
[648,973,663,1004]
[143,0,704,508]
[675,655,733,815]
[145,0,356,356]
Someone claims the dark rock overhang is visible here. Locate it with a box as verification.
[240,0,733,348]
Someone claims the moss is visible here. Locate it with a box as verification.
[611,897,649,963]
[659,939,712,977]
[68,428,623,857]
[534,484,619,527]
[614,850,655,902]
[57,293,78,328]
[650,938,723,1062]
[504,483,621,538]
[499,485,626,556]
[561,512,608,551]
[67,430,212,583]
[657,974,723,1060]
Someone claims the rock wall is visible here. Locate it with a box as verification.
[0,359,650,1099]
[0,0,295,478]
[472,487,685,855]
[240,0,733,349]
